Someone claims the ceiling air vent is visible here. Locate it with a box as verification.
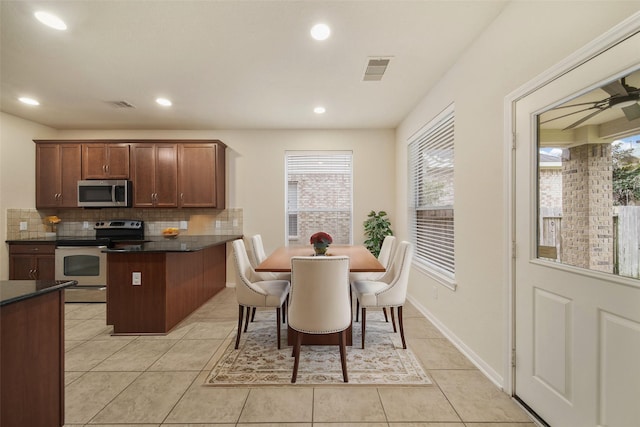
[105,100,136,109]
[363,57,391,81]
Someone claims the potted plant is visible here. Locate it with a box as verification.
[363,210,393,258]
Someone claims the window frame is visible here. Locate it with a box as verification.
[284,150,353,247]
[408,104,457,290]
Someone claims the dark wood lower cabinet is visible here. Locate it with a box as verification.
[1,290,65,427]
[106,245,226,334]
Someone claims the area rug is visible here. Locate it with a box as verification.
[205,310,431,386]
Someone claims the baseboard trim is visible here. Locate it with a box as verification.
[406,294,504,390]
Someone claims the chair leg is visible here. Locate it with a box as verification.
[355,299,360,322]
[383,307,389,322]
[361,307,367,349]
[291,331,303,383]
[390,307,397,333]
[251,307,257,322]
[398,306,407,349]
[243,306,251,332]
[282,299,287,324]
[339,329,348,382]
[235,305,244,349]
[276,307,282,349]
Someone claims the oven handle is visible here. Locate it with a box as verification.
[112,185,118,203]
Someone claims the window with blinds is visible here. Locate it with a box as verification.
[285,151,353,246]
[408,106,455,281]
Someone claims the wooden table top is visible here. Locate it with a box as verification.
[255,245,385,273]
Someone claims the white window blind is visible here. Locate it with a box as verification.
[285,151,353,246]
[408,108,455,279]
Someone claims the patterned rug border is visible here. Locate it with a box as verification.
[205,311,432,386]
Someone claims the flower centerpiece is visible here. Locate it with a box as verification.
[310,231,332,256]
[45,215,61,234]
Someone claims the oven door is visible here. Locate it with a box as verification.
[55,246,107,286]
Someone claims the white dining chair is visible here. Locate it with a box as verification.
[288,255,351,383]
[231,239,290,349]
[351,241,413,349]
[351,235,396,325]
[250,234,291,280]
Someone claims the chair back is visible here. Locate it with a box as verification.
[288,256,351,334]
[376,241,413,307]
[232,239,267,304]
[377,235,396,269]
[250,234,267,266]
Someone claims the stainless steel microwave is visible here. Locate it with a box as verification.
[77,180,132,208]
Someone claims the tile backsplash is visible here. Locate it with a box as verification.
[6,208,243,240]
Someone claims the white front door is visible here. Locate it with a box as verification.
[514,32,640,426]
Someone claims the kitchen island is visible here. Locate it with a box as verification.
[0,279,77,427]
[104,235,240,334]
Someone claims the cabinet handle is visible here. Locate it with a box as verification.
[33,247,39,252]
[180,193,184,200]
[106,164,110,173]
[29,269,35,279]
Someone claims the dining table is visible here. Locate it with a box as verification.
[255,245,385,346]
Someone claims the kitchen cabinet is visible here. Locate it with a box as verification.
[82,143,130,179]
[36,143,82,208]
[178,143,226,208]
[8,243,56,280]
[131,143,178,207]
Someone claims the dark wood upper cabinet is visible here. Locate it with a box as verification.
[35,143,81,208]
[179,143,226,208]
[82,143,130,179]
[130,143,178,208]
[35,139,225,209]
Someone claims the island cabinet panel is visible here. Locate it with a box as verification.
[178,143,226,208]
[203,244,226,299]
[1,290,65,426]
[36,143,82,208]
[82,143,130,179]
[106,245,227,334]
[130,143,178,208]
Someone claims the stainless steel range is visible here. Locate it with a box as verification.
[56,220,144,303]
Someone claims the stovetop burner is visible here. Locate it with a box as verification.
[56,220,145,247]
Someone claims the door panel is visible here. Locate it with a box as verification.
[514,31,640,427]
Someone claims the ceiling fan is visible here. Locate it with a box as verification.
[541,77,640,130]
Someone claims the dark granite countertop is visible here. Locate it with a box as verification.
[103,234,242,253]
[0,280,77,306]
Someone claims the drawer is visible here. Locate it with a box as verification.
[9,243,55,255]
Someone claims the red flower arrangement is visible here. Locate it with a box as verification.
[310,231,333,246]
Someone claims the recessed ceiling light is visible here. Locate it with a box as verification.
[156,97,172,107]
[310,23,330,41]
[314,106,326,114]
[34,11,67,31]
[19,97,40,106]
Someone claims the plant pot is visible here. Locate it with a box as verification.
[313,244,328,256]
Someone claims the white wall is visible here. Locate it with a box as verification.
[0,125,395,280]
[396,1,640,387]
[0,112,57,279]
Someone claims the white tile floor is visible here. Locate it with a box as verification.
[63,288,536,426]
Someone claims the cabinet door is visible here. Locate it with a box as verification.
[82,144,108,178]
[36,144,61,208]
[35,255,55,280]
[106,144,130,178]
[155,144,178,207]
[10,255,36,279]
[179,144,216,207]
[59,144,82,207]
[131,144,157,207]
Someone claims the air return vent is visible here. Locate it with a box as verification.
[363,57,391,81]
[105,100,136,109]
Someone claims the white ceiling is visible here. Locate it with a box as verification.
[0,0,509,130]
